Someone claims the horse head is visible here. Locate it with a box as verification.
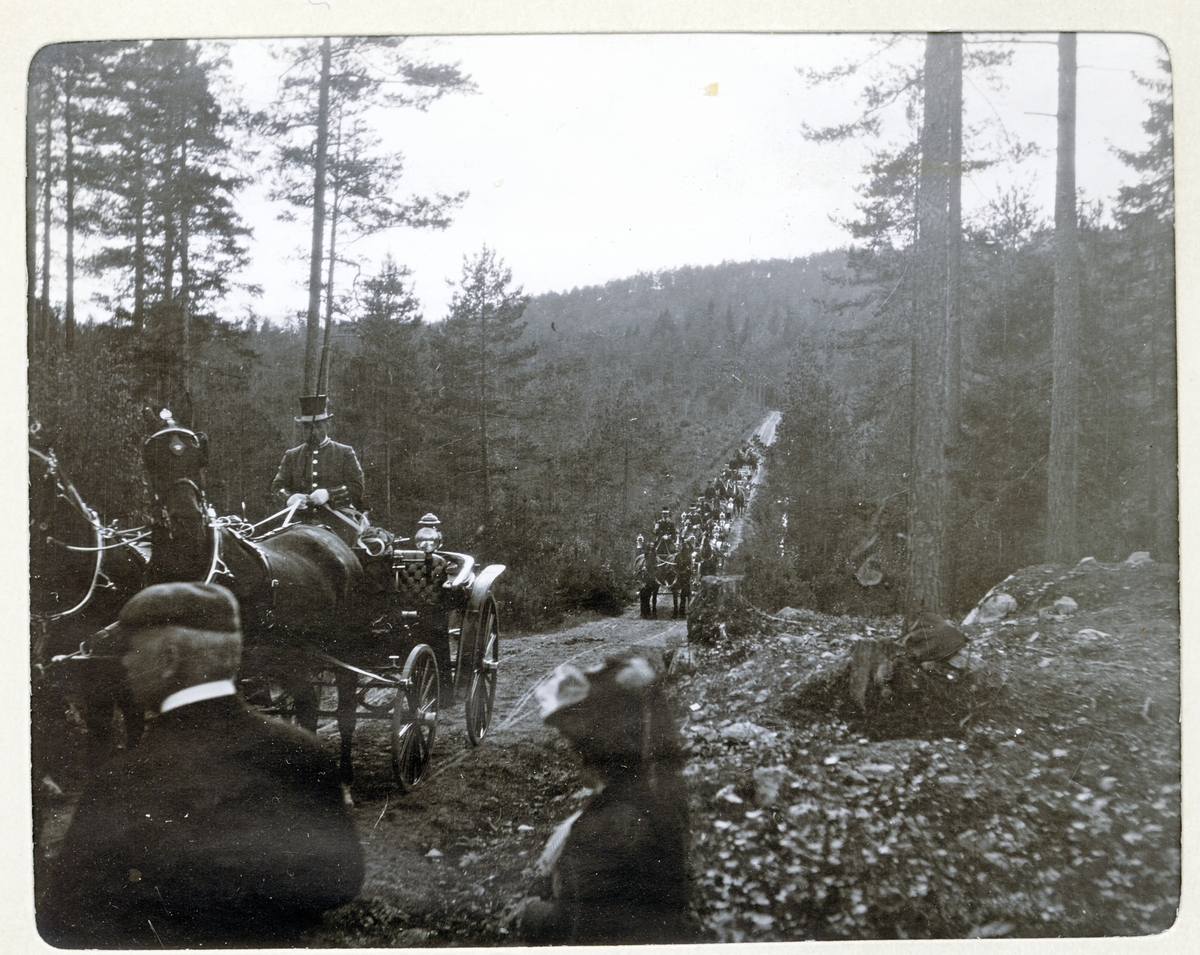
[29,446,103,620]
[142,420,212,583]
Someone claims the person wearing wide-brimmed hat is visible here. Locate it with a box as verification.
[509,652,698,944]
[39,582,364,947]
[270,394,365,513]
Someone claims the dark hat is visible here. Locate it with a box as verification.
[535,652,677,765]
[295,395,332,423]
[119,582,241,635]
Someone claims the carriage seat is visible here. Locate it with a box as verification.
[392,550,450,606]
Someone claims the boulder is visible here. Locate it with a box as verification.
[1053,596,1079,615]
[1125,551,1156,568]
[902,612,969,663]
[753,765,801,806]
[963,591,1017,626]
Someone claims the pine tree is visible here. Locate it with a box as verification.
[265,37,473,392]
[437,247,536,530]
[336,256,426,525]
[1112,56,1175,561]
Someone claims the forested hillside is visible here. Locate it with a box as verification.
[741,45,1175,617]
[27,38,1176,628]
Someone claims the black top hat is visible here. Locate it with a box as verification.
[295,395,332,423]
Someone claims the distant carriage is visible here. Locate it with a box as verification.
[634,532,693,620]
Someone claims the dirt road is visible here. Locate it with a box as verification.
[312,413,779,945]
[754,409,781,446]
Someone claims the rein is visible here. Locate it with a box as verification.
[46,528,151,553]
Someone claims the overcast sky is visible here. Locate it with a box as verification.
[64,32,1170,327]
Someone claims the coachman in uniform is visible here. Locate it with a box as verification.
[271,395,366,549]
[271,394,365,513]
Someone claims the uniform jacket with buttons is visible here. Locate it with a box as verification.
[271,439,365,509]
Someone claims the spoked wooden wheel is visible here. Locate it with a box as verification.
[465,601,499,746]
[392,644,439,792]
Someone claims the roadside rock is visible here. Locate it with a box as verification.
[753,765,801,806]
[1053,596,1079,615]
[963,592,1017,626]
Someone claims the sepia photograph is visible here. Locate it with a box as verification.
[20,15,1185,950]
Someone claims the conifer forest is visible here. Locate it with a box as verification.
[27,35,1175,626]
[26,32,1182,946]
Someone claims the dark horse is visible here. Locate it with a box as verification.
[634,549,656,619]
[141,422,369,785]
[648,534,679,619]
[29,440,149,833]
[672,542,694,620]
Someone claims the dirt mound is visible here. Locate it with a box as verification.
[676,559,1180,940]
[971,555,1169,616]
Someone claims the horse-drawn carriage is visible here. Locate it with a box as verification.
[32,419,505,798]
[238,511,505,792]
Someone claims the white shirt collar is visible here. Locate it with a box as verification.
[160,679,237,713]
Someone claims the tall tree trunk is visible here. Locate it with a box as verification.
[944,34,963,603]
[63,75,76,352]
[304,37,332,394]
[162,146,177,303]
[318,120,342,396]
[318,201,338,396]
[479,301,490,527]
[133,140,146,333]
[945,35,963,444]
[907,32,956,615]
[38,81,53,350]
[179,134,191,398]
[27,76,41,353]
[1047,32,1081,564]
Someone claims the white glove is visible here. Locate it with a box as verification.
[309,487,331,506]
[286,492,309,508]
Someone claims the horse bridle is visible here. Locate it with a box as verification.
[30,447,106,623]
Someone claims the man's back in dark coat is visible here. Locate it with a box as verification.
[40,696,364,948]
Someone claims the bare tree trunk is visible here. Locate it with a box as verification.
[27,77,41,353]
[163,143,177,303]
[944,34,963,604]
[180,135,191,397]
[1047,32,1081,564]
[63,75,76,352]
[946,35,963,444]
[133,140,147,333]
[304,37,332,394]
[38,80,53,351]
[317,117,342,396]
[907,32,955,615]
[479,301,490,527]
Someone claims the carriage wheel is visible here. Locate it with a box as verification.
[465,601,499,746]
[392,644,439,792]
